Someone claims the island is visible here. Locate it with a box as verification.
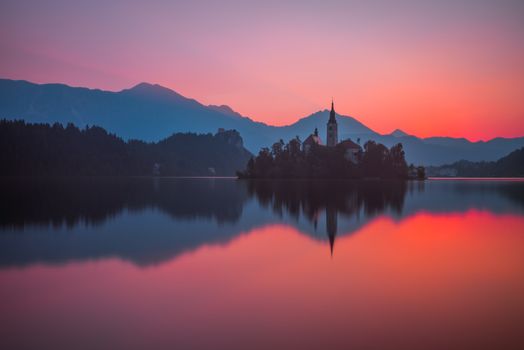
[237,101,425,180]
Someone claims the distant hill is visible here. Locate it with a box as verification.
[1,78,524,166]
[0,120,251,176]
[427,147,524,177]
[390,129,410,137]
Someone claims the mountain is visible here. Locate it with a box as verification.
[207,104,244,118]
[0,79,275,152]
[390,129,410,137]
[1,78,524,166]
[427,147,524,177]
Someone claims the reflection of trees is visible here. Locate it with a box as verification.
[246,180,407,222]
[0,178,247,229]
[247,180,407,252]
[245,180,408,255]
[501,184,524,208]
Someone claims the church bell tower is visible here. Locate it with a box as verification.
[327,99,338,147]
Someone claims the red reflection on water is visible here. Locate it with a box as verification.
[1,211,524,349]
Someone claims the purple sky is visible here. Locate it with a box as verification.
[1,0,524,139]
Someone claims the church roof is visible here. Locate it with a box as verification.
[338,139,361,150]
[303,134,323,146]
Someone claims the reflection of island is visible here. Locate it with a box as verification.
[246,180,408,255]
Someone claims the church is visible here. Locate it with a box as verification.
[302,100,362,163]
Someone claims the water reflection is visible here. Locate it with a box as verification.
[246,180,408,255]
[0,178,523,267]
[1,211,524,350]
[0,177,247,228]
[1,178,524,350]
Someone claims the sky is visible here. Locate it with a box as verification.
[1,0,523,140]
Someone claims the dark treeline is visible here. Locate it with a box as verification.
[428,147,524,177]
[0,120,251,176]
[238,137,419,179]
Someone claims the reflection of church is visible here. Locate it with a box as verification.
[303,100,363,163]
[312,207,338,257]
[326,207,337,257]
[246,179,409,258]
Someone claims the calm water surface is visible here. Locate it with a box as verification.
[0,178,523,350]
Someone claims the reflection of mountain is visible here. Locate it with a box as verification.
[0,178,252,267]
[402,180,524,215]
[0,178,523,268]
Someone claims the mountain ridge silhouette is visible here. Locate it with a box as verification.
[1,78,523,165]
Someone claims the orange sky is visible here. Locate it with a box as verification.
[1,0,523,140]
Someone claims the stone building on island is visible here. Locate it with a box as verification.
[302,100,363,163]
[302,127,323,153]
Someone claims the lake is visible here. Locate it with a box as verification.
[1,178,523,350]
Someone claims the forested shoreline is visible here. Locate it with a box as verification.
[0,120,251,176]
[6,119,521,179]
[427,147,524,177]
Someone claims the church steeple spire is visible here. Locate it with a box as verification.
[329,99,336,123]
[327,99,338,146]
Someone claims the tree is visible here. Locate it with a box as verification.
[417,166,426,180]
[361,141,388,177]
[388,143,408,179]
